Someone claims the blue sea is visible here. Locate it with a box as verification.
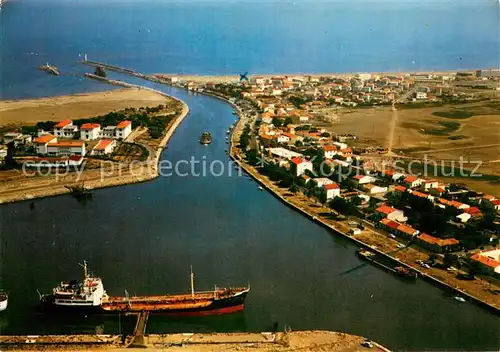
[1,0,498,99]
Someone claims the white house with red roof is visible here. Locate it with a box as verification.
[322,145,338,159]
[290,157,313,176]
[376,205,407,222]
[34,134,58,154]
[352,175,376,185]
[471,249,500,277]
[323,183,341,199]
[313,177,334,187]
[53,119,78,138]
[115,120,132,139]
[403,176,424,188]
[80,123,101,141]
[92,139,116,155]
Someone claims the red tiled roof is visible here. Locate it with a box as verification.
[353,175,364,180]
[323,183,340,190]
[81,123,101,130]
[472,254,500,269]
[116,120,131,129]
[340,148,352,153]
[418,233,459,246]
[491,200,500,206]
[34,134,56,144]
[54,119,72,128]
[290,157,307,165]
[380,218,400,229]
[376,205,397,215]
[94,139,114,151]
[50,141,85,147]
[69,155,83,161]
[450,200,466,208]
[464,207,481,215]
[323,145,337,151]
[397,223,418,236]
[404,176,418,183]
[412,191,429,199]
[384,169,395,176]
[395,185,407,192]
[483,195,496,201]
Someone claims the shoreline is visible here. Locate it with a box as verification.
[0,90,189,204]
[0,330,390,351]
[155,67,490,84]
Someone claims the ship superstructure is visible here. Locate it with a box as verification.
[40,261,107,309]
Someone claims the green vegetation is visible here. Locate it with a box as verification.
[239,123,251,149]
[432,110,473,119]
[424,121,461,136]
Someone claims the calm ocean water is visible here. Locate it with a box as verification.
[1,0,498,99]
[1,1,499,350]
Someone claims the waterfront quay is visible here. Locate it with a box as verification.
[0,330,389,351]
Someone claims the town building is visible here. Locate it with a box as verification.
[22,155,84,168]
[471,249,500,277]
[322,145,338,159]
[313,177,334,187]
[375,205,407,222]
[353,175,376,185]
[34,134,58,154]
[403,176,424,188]
[53,119,78,138]
[324,183,341,199]
[476,69,500,78]
[416,233,460,253]
[92,139,116,155]
[115,120,132,139]
[35,134,86,157]
[290,157,313,176]
[269,147,303,160]
[80,123,101,140]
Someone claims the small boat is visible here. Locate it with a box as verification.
[200,132,212,145]
[258,186,264,190]
[454,296,466,303]
[0,291,8,312]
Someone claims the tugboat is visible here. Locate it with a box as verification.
[200,131,212,145]
[0,291,8,312]
[39,261,107,311]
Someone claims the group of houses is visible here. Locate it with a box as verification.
[1,119,133,167]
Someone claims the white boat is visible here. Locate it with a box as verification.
[0,291,7,312]
[40,261,107,310]
[258,186,264,190]
[454,296,466,303]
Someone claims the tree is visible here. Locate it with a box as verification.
[295,140,303,147]
[272,117,283,127]
[289,183,298,193]
[284,117,293,126]
[316,187,327,205]
[320,132,330,138]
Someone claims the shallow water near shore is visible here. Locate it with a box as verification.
[1,1,500,350]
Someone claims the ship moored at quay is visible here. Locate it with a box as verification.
[40,262,249,316]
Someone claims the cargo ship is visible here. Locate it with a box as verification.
[39,261,107,311]
[0,291,8,312]
[101,267,249,316]
[357,249,418,280]
[200,131,212,145]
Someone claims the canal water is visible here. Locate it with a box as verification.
[1,77,500,350]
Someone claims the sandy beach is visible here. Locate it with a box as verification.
[0,88,169,127]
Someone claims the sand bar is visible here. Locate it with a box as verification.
[0,88,168,126]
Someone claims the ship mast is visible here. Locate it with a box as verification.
[79,260,88,279]
[190,266,195,299]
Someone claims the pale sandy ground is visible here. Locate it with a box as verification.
[0,88,168,126]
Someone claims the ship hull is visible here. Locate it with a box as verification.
[102,290,248,316]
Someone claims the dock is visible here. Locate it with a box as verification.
[0,330,390,351]
[127,311,149,347]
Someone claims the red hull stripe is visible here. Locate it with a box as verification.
[155,304,245,317]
